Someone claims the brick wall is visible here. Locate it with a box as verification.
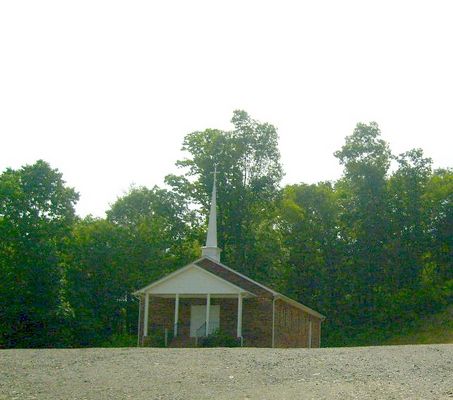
[311,318,321,348]
[243,297,273,347]
[274,299,322,348]
[217,298,238,337]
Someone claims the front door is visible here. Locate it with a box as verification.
[190,305,220,337]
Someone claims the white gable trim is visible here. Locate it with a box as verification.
[133,262,253,297]
[192,265,254,295]
[149,265,251,295]
[133,261,198,295]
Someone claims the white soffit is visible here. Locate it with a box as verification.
[147,265,245,295]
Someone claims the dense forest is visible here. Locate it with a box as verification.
[1,111,451,348]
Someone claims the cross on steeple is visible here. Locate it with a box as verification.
[201,164,221,262]
[211,164,219,178]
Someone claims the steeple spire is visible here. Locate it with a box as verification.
[202,165,221,262]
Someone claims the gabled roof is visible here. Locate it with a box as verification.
[194,257,277,298]
[195,257,325,320]
[133,262,255,297]
[134,256,325,320]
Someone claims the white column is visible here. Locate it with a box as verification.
[319,321,322,348]
[137,296,142,346]
[205,294,211,336]
[174,294,179,337]
[144,293,149,337]
[237,293,243,338]
[271,297,276,348]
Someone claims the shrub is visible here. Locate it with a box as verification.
[199,330,241,347]
[101,333,137,347]
[143,328,174,347]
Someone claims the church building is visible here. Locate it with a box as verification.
[134,172,325,348]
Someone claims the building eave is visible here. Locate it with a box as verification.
[274,294,326,320]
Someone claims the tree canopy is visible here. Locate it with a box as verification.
[0,160,78,347]
[0,113,451,348]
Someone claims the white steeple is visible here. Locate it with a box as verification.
[201,166,221,262]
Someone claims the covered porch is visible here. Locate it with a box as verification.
[142,293,252,347]
[137,263,255,347]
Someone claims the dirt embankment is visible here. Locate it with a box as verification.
[1,344,452,399]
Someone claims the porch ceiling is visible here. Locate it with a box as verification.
[149,293,254,298]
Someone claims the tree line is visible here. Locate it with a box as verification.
[0,110,451,348]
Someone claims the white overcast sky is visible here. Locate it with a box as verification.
[1,1,452,217]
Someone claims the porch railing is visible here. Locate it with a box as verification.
[196,322,207,339]
[194,322,206,346]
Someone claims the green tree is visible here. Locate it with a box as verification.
[65,186,200,346]
[424,168,453,284]
[107,185,200,280]
[279,183,343,316]
[0,160,78,347]
[387,149,433,289]
[65,218,134,346]
[334,122,392,326]
[166,110,284,280]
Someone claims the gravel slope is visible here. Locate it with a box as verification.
[1,345,452,399]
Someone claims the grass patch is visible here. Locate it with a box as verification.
[323,304,453,347]
[383,305,453,345]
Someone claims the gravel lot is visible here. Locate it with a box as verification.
[1,345,452,400]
